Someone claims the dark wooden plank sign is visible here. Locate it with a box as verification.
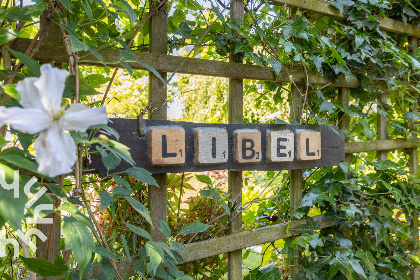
[90,118,345,175]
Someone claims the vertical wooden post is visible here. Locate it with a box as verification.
[148,0,168,242]
[338,88,350,163]
[409,37,419,280]
[228,1,244,279]
[377,93,388,161]
[290,83,304,278]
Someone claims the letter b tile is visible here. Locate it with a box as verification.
[149,127,185,165]
[234,129,262,163]
[296,130,321,160]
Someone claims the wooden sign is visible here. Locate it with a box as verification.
[91,119,345,175]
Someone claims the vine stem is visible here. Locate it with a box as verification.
[100,0,169,106]
[0,12,52,98]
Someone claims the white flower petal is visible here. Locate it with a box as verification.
[34,123,77,177]
[16,77,44,110]
[0,107,51,134]
[62,104,108,131]
[34,64,68,113]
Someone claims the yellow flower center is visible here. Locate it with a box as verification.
[53,109,65,121]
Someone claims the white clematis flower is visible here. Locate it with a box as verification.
[0,64,108,177]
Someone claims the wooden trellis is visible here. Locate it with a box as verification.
[10,0,420,278]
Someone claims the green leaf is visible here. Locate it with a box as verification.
[292,218,321,235]
[20,255,68,277]
[263,56,282,75]
[58,0,74,12]
[145,241,163,276]
[403,112,420,121]
[94,246,118,260]
[102,151,121,170]
[169,240,190,258]
[195,174,212,186]
[62,216,95,278]
[69,35,89,52]
[124,221,153,240]
[282,17,309,41]
[81,0,93,22]
[120,50,166,84]
[88,47,107,66]
[120,0,136,26]
[63,75,101,98]
[89,124,119,140]
[349,259,367,279]
[2,84,20,101]
[319,101,335,113]
[7,47,40,76]
[99,191,114,211]
[0,152,38,174]
[125,167,157,186]
[5,7,32,21]
[0,28,21,45]
[112,186,132,196]
[120,234,131,258]
[177,222,213,236]
[124,196,152,225]
[356,249,376,278]
[158,219,171,238]
[0,164,30,230]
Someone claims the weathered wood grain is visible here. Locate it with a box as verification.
[345,139,420,154]
[11,38,416,91]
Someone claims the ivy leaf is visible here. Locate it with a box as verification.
[341,204,362,220]
[292,218,321,235]
[319,101,335,113]
[63,216,95,278]
[356,249,376,277]
[348,259,367,279]
[177,222,213,236]
[99,191,114,211]
[282,17,309,41]
[263,56,282,75]
[20,255,69,277]
[331,0,355,13]
[402,112,420,121]
[309,55,325,71]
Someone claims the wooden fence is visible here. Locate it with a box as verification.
[10,0,420,278]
